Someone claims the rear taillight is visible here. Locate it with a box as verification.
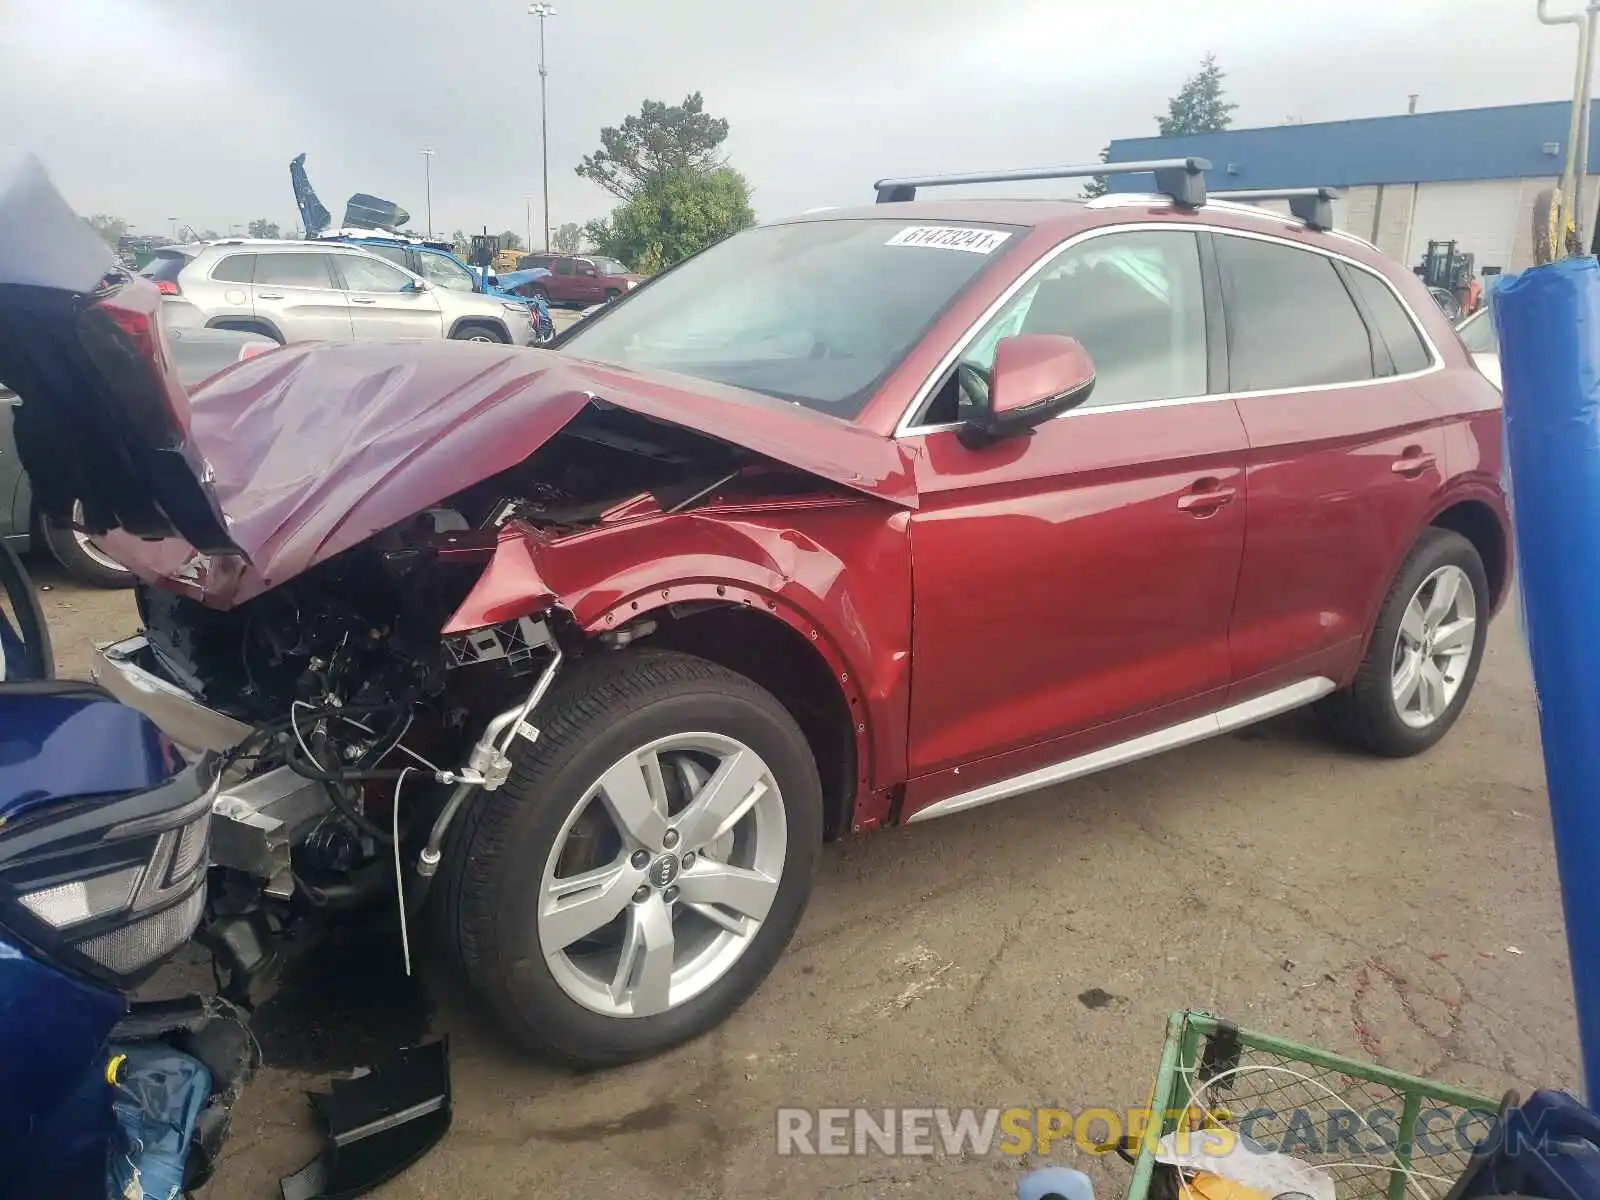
[154,279,180,296]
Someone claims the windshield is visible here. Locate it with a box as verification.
[1457,309,1497,354]
[561,218,1019,416]
[594,257,630,275]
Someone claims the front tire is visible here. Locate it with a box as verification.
[436,650,823,1066]
[1319,527,1489,757]
[451,323,507,343]
[41,503,133,588]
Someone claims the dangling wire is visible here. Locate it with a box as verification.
[393,766,417,976]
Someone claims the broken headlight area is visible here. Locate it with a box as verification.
[0,755,217,987]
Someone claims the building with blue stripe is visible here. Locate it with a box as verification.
[1106,101,1598,273]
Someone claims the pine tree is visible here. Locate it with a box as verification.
[1081,146,1112,199]
[1157,53,1238,137]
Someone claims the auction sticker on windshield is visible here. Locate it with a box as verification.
[886,226,1012,254]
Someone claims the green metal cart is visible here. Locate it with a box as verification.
[1126,1012,1503,1200]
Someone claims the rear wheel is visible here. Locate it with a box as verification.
[435,650,822,1066]
[1319,527,1489,757]
[451,323,507,344]
[41,502,133,588]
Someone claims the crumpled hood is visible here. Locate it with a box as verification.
[100,340,916,608]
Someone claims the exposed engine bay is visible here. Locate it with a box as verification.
[116,403,821,1003]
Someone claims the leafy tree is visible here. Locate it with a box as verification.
[83,213,127,246]
[576,92,730,201]
[450,229,470,257]
[551,221,583,253]
[585,166,754,273]
[497,230,523,252]
[247,217,281,239]
[1156,53,1237,136]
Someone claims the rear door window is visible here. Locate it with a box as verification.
[1216,235,1375,390]
[209,253,255,283]
[140,251,193,283]
[254,253,337,289]
[1345,268,1432,376]
[553,259,574,276]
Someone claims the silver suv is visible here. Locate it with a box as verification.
[143,240,538,346]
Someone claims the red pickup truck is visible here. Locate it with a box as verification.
[514,252,645,306]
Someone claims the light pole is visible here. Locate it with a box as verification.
[421,148,435,239]
[529,3,557,251]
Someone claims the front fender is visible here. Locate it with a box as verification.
[445,502,915,797]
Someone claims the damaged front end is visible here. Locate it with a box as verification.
[91,397,777,1000]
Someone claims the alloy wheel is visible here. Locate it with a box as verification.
[1390,564,1477,729]
[537,732,787,1018]
[71,501,126,574]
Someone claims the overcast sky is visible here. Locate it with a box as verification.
[0,0,1576,243]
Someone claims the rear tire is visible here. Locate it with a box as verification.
[40,504,133,588]
[451,323,507,344]
[1318,527,1489,757]
[434,650,823,1066]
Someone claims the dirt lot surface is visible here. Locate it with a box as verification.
[32,562,1573,1200]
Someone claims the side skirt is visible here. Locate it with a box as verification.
[906,677,1336,823]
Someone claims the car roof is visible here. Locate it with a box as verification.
[775,197,1079,231]
[772,192,1396,271]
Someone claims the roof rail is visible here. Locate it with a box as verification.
[1209,187,1338,232]
[873,157,1212,208]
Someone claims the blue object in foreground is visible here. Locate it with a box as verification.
[1495,254,1600,1103]
[1018,1166,1094,1200]
[108,1044,212,1200]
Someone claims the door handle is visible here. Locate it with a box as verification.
[1177,481,1237,515]
[256,292,284,300]
[1391,449,1437,477]
[350,298,377,305]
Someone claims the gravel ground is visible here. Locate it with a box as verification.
[27,554,1573,1200]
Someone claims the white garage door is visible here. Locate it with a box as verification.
[1407,181,1522,274]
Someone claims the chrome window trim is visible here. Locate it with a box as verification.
[894,221,1444,438]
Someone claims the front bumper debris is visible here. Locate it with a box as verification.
[91,635,251,754]
[280,1039,452,1200]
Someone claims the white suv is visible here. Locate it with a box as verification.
[143,240,538,346]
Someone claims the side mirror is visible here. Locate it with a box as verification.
[960,334,1095,448]
[402,279,429,293]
